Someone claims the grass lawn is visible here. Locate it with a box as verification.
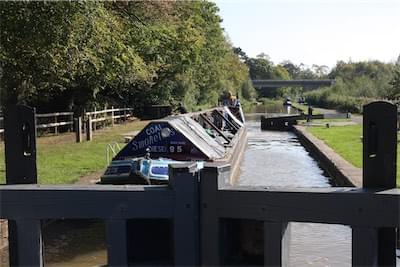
[307,125,400,187]
[0,120,148,184]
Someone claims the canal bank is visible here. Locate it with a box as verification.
[293,125,362,187]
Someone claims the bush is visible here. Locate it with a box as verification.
[304,88,374,113]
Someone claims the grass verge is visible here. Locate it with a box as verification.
[0,120,148,184]
[307,125,400,187]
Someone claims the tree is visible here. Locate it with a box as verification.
[312,64,329,78]
[281,60,301,79]
[388,68,400,99]
[233,47,249,62]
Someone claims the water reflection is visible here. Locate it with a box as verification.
[239,116,352,267]
[251,101,295,115]
[43,220,107,267]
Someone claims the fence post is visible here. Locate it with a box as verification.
[4,105,43,266]
[111,106,114,127]
[86,116,93,141]
[200,166,221,266]
[169,163,200,266]
[74,116,83,143]
[93,107,96,131]
[352,101,397,267]
[69,113,74,132]
[54,114,58,135]
[124,106,127,121]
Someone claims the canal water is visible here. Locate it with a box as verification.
[240,114,352,267]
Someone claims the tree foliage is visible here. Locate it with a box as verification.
[305,60,397,112]
[388,68,400,99]
[0,1,254,113]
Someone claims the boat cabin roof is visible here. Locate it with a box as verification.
[114,114,227,161]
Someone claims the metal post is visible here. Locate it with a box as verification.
[4,105,43,266]
[86,116,93,141]
[352,101,397,267]
[169,163,200,266]
[74,116,83,143]
[200,166,221,266]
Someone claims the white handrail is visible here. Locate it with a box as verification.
[106,142,121,165]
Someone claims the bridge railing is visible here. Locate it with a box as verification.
[0,163,201,266]
[252,79,336,88]
[201,166,399,266]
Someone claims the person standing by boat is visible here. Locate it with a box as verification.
[307,105,313,122]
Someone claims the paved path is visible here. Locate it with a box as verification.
[312,106,363,125]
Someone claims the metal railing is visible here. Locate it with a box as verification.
[106,142,121,164]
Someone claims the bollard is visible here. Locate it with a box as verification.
[352,101,397,267]
[307,106,313,122]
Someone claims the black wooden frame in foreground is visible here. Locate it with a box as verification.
[1,102,399,266]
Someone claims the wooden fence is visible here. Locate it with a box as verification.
[36,112,74,134]
[84,107,133,141]
[0,107,133,142]
[0,102,399,266]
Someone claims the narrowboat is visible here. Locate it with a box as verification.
[101,105,247,185]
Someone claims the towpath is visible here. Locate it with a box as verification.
[312,106,362,125]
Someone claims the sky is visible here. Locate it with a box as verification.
[214,0,400,68]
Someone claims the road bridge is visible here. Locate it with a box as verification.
[252,79,335,89]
